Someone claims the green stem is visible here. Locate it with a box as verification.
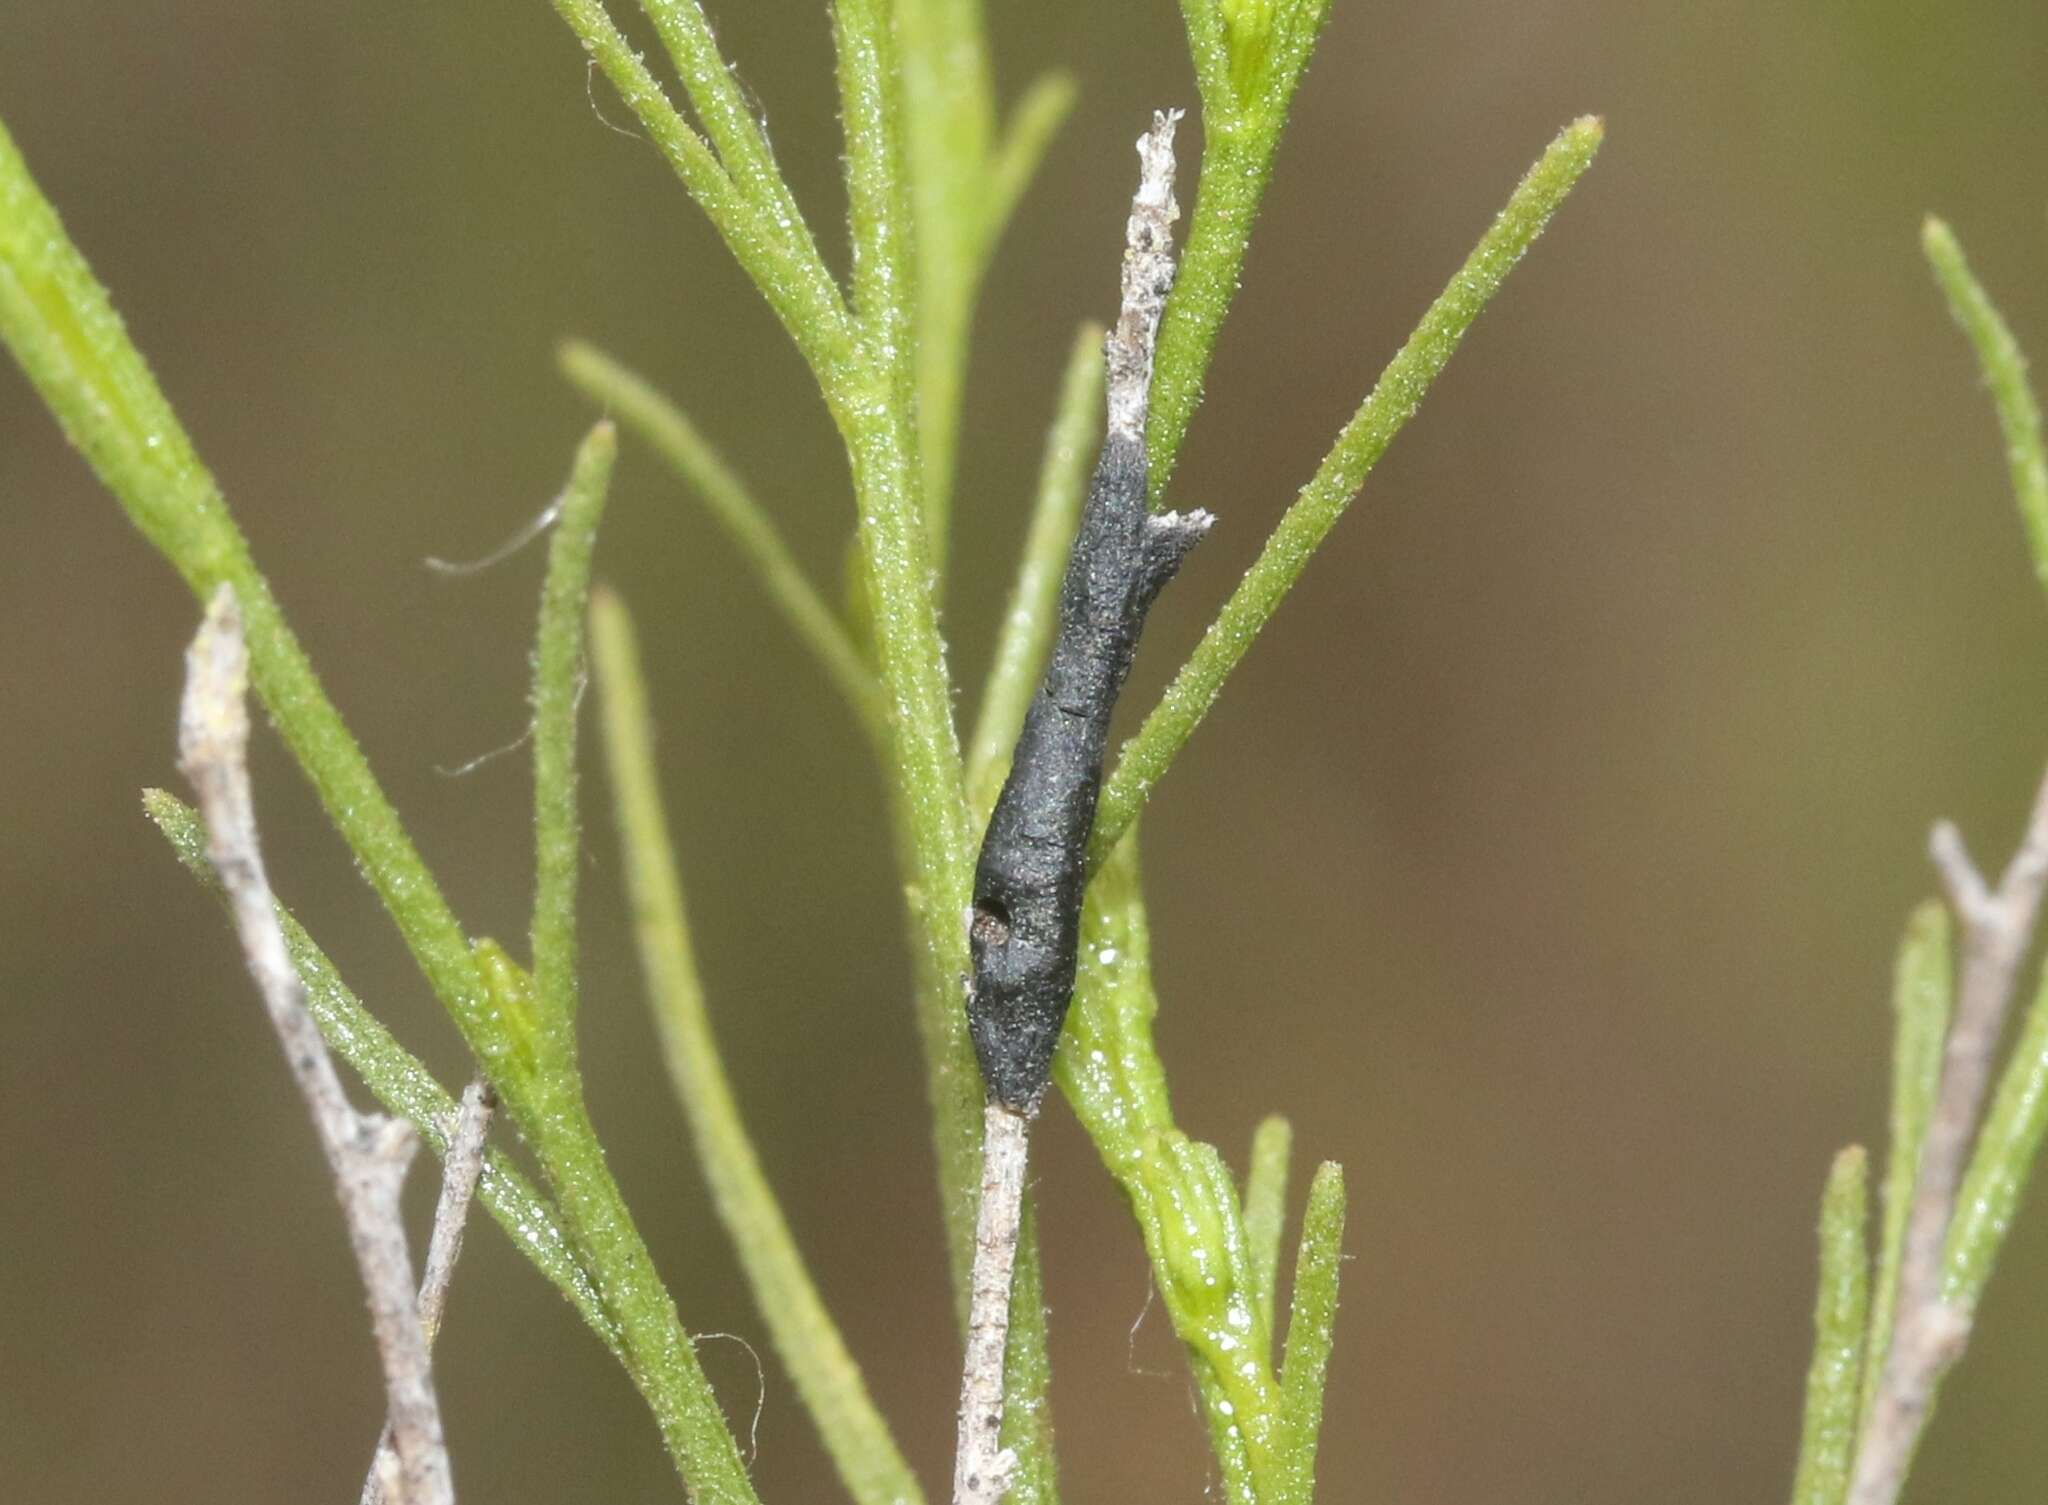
[590,588,923,1505]
[1092,117,1605,865]
[1243,1114,1294,1339]
[1276,1159,1346,1505]
[552,0,854,385]
[893,0,993,551]
[1791,1148,1870,1505]
[0,115,498,1070]
[1944,951,2048,1309]
[530,423,617,1044]
[1001,1197,1062,1505]
[143,790,615,1351]
[1147,0,1332,503]
[966,322,1104,816]
[1864,902,1951,1423]
[1922,217,2048,594]
[522,1076,764,1505]
[638,0,825,263]
[558,341,884,732]
[1054,832,1285,1505]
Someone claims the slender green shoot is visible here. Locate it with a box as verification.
[966,323,1105,815]
[1945,955,2048,1310]
[1922,217,2048,593]
[530,423,616,1045]
[1791,1147,1870,1505]
[1244,1113,1294,1337]
[142,789,615,1351]
[1276,1159,1346,1505]
[1863,902,1952,1422]
[590,588,923,1505]
[550,0,854,386]
[636,0,822,262]
[1147,0,1333,503]
[0,116,499,1073]
[893,0,1075,552]
[1092,116,1605,864]
[1054,833,1285,1505]
[984,73,1081,268]
[1001,1196,1062,1505]
[558,341,883,732]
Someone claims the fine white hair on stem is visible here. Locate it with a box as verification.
[1104,109,1183,447]
[178,585,455,1505]
[953,1102,1031,1505]
[1848,764,2048,1505]
[362,1079,496,1505]
[423,491,564,576]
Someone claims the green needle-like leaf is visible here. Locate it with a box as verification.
[530,423,616,1044]
[638,0,822,261]
[1276,1159,1346,1505]
[143,790,616,1351]
[1244,1113,1294,1337]
[0,116,500,1077]
[984,73,1080,260]
[1148,0,1333,503]
[1791,1147,1870,1505]
[967,323,1105,816]
[1055,834,1285,1505]
[590,588,923,1505]
[1863,902,1952,1422]
[1923,217,2048,594]
[552,0,854,385]
[1945,951,2048,1311]
[558,341,883,733]
[1093,117,1605,864]
[1001,1196,1062,1505]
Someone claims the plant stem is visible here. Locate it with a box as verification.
[894,0,994,551]
[0,116,499,1070]
[178,590,453,1505]
[1091,116,1605,865]
[1276,1159,1346,1505]
[966,323,1105,817]
[590,587,925,1505]
[1922,217,2048,594]
[1147,0,1332,502]
[558,340,885,732]
[552,0,854,385]
[1243,1113,1294,1337]
[1863,902,1951,1423]
[1791,1147,1870,1505]
[999,1196,1060,1505]
[530,422,617,1045]
[146,789,619,1348]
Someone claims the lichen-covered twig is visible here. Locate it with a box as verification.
[1848,764,2048,1505]
[954,109,1209,1505]
[361,1079,495,1505]
[178,586,453,1505]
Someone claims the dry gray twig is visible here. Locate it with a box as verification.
[179,585,454,1505]
[952,1101,1031,1505]
[1848,764,2048,1505]
[362,1079,496,1505]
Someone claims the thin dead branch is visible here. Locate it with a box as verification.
[362,1079,496,1505]
[1848,764,2048,1505]
[179,585,454,1505]
[952,1102,1031,1505]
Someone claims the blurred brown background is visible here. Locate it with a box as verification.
[5,1,2048,1500]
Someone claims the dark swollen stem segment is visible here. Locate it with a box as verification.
[965,110,1211,1117]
